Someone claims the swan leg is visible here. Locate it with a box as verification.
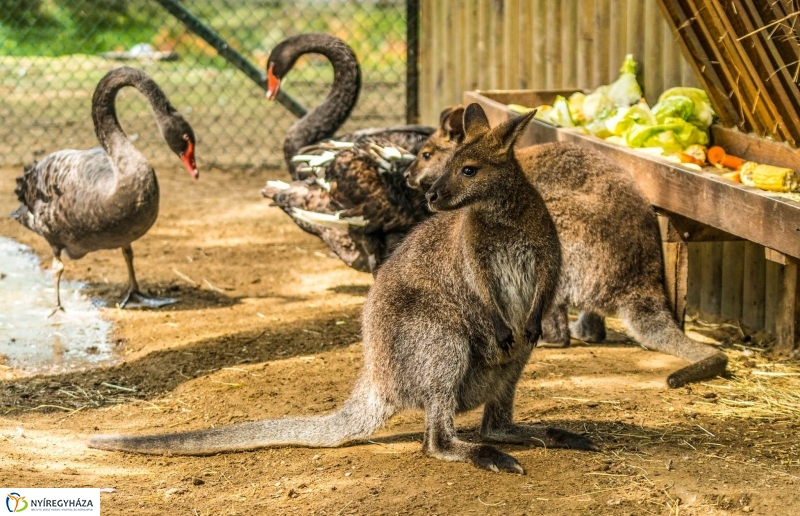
[48,253,65,317]
[119,245,177,309]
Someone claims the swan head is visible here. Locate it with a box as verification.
[163,114,198,180]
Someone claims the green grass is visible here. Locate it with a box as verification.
[0,1,409,168]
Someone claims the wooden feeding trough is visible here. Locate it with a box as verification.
[465,89,800,353]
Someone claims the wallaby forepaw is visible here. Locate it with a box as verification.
[494,320,514,355]
[523,328,541,347]
[470,445,525,474]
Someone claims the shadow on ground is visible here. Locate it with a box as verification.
[1,306,363,414]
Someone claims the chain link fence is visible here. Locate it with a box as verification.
[0,0,409,170]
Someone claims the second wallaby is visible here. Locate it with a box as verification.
[405,106,727,388]
[88,104,595,473]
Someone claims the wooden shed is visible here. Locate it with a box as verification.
[414,0,800,351]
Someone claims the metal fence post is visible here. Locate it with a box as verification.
[406,0,420,124]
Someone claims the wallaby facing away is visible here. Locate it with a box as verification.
[405,106,727,388]
[88,104,595,473]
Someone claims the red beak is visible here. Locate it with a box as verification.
[266,63,280,101]
[180,140,198,180]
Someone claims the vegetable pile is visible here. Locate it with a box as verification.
[508,54,800,193]
[509,55,715,166]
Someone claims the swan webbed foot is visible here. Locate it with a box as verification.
[119,290,177,309]
[48,305,66,318]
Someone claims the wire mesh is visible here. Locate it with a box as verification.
[0,0,409,169]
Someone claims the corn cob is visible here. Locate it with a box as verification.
[739,162,800,192]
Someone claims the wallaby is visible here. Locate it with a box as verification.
[405,106,727,388]
[88,104,595,473]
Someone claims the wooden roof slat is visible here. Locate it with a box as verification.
[657,0,742,126]
[657,0,800,147]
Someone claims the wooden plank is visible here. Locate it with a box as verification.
[593,0,611,87]
[609,0,626,81]
[478,0,491,89]
[657,210,743,242]
[546,0,563,89]
[490,0,505,89]
[765,259,781,334]
[519,0,534,89]
[743,241,766,330]
[561,0,579,88]
[504,0,521,89]
[720,241,745,321]
[700,242,723,315]
[418,0,435,125]
[577,0,594,89]
[662,14,682,89]
[532,0,547,89]
[644,0,664,104]
[688,242,703,309]
[660,216,689,327]
[775,258,800,353]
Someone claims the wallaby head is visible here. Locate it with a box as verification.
[405,105,465,192]
[426,103,536,213]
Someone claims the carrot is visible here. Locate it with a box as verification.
[678,153,704,166]
[707,146,726,165]
[707,145,745,170]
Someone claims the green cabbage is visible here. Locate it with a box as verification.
[607,54,643,107]
[625,117,709,152]
[536,96,575,127]
[657,87,716,130]
[652,95,695,124]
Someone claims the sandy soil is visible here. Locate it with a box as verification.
[1,165,799,515]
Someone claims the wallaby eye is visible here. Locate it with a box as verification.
[422,152,431,161]
[461,166,478,177]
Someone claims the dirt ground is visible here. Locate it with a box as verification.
[1,164,799,515]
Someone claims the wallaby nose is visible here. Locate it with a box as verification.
[426,190,439,204]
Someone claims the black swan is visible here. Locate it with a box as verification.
[11,66,198,312]
[260,33,433,272]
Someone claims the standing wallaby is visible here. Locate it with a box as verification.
[88,104,595,473]
[405,106,727,388]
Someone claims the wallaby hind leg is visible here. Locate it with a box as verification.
[570,312,607,343]
[423,401,524,474]
[539,303,571,348]
[479,360,597,451]
[621,295,728,388]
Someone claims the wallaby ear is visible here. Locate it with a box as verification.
[491,109,538,152]
[439,105,465,143]
[462,103,491,140]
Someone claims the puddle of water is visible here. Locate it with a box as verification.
[0,237,115,376]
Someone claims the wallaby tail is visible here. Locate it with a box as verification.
[621,297,728,388]
[88,378,392,455]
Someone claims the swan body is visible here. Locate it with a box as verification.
[261,33,432,272]
[11,67,198,310]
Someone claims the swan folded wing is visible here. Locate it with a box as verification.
[12,149,114,235]
[348,124,434,155]
[261,179,337,214]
